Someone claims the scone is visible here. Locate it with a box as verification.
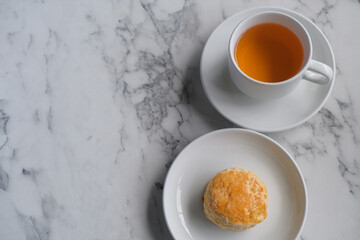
[203,168,268,231]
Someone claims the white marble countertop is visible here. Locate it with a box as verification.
[0,0,359,239]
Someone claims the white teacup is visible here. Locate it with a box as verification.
[228,11,333,100]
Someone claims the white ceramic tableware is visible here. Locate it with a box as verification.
[228,11,333,100]
[200,7,336,132]
[163,128,307,240]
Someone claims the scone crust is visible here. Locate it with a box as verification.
[203,168,268,231]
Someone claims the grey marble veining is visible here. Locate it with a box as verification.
[0,0,359,239]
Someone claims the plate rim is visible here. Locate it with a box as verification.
[163,128,308,240]
[200,6,336,133]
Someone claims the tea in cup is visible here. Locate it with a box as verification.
[228,11,333,100]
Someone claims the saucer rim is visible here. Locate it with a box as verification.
[200,6,336,133]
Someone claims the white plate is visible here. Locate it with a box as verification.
[163,128,307,240]
[200,7,335,132]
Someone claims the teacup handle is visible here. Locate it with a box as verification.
[303,60,333,84]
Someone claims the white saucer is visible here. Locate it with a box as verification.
[163,129,307,240]
[200,7,335,132]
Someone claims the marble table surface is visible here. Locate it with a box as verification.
[1,0,359,239]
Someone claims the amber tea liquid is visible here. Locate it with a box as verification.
[235,23,304,83]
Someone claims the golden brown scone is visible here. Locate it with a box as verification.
[203,168,268,231]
